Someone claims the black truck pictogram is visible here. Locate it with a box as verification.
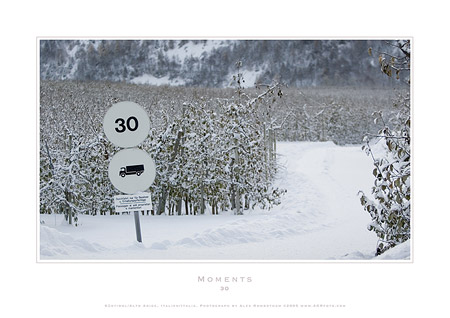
[119,164,144,177]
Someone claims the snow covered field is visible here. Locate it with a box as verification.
[39,141,410,261]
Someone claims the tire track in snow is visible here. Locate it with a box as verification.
[148,143,336,251]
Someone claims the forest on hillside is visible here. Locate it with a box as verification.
[40,39,407,87]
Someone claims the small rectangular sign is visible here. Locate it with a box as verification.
[114,193,152,213]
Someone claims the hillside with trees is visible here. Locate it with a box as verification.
[40,39,407,87]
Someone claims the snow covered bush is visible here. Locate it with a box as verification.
[40,82,119,224]
[148,100,229,215]
[148,63,286,215]
[276,87,398,145]
[359,40,411,255]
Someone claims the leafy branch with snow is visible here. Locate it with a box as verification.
[359,40,411,255]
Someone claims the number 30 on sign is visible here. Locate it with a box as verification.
[103,101,150,148]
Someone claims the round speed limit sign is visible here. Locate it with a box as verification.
[103,101,150,148]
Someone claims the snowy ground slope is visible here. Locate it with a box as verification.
[39,141,410,261]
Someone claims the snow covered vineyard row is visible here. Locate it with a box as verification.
[40,81,400,145]
[39,141,411,261]
[40,82,401,220]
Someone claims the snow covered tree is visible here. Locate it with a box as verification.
[176,101,226,215]
[40,83,117,224]
[83,136,117,216]
[147,62,286,216]
[359,40,411,255]
[40,126,88,225]
[224,62,286,214]
[149,113,184,215]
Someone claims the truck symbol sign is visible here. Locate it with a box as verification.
[119,164,145,177]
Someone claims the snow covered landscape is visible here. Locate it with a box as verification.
[39,39,411,262]
[39,141,410,261]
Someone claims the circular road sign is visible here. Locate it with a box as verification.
[103,101,150,148]
[108,148,156,194]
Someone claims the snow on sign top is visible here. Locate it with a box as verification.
[103,101,150,148]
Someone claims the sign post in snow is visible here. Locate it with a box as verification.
[114,193,153,243]
[103,101,155,243]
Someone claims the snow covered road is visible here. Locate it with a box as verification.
[40,141,409,261]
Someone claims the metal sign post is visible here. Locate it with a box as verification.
[114,193,152,243]
[134,211,142,243]
[103,101,155,243]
